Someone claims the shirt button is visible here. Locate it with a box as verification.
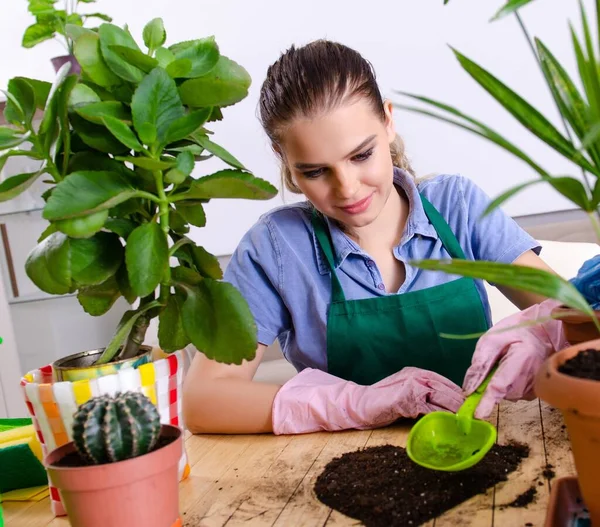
[366,259,375,267]
[377,283,385,290]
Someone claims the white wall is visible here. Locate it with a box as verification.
[0,0,593,256]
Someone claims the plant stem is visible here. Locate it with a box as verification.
[30,132,62,182]
[154,170,172,305]
[589,211,600,244]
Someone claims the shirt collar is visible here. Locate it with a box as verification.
[312,167,439,275]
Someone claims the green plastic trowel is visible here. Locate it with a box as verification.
[407,366,498,472]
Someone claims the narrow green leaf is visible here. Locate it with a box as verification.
[25,232,72,295]
[158,293,190,352]
[491,0,536,21]
[116,261,136,303]
[56,75,78,174]
[126,222,169,297]
[115,155,175,170]
[172,169,278,201]
[84,13,112,22]
[22,22,56,48]
[164,108,211,145]
[546,176,591,210]
[98,23,145,83]
[177,278,257,364]
[176,201,206,227]
[78,275,121,316]
[142,18,166,51]
[55,209,109,238]
[593,178,600,206]
[131,67,185,146]
[195,135,245,170]
[44,170,138,220]
[0,127,31,150]
[108,45,159,73]
[482,180,542,217]
[410,259,595,318]
[0,169,44,202]
[70,231,123,285]
[179,56,251,108]
[171,37,219,78]
[74,32,122,88]
[102,116,143,151]
[95,300,162,364]
[74,101,131,124]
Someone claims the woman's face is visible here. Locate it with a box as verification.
[279,97,397,230]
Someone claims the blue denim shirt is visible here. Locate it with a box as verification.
[223,168,541,373]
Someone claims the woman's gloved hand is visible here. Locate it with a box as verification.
[271,366,465,435]
[463,298,567,419]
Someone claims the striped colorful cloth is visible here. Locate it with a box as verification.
[20,346,196,517]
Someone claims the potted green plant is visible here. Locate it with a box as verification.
[45,390,183,526]
[2,15,277,516]
[394,0,600,522]
[21,0,113,73]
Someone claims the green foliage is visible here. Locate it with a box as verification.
[5,18,278,366]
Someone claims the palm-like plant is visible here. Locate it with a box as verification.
[395,0,600,326]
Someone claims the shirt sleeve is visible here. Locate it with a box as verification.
[459,176,542,263]
[222,217,292,347]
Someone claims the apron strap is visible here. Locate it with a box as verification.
[419,195,467,260]
[311,209,346,302]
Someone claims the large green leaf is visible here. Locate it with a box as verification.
[67,151,135,179]
[170,37,219,78]
[125,222,169,297]
[165,59,192,79]
[411,259,595,318]
[116,261,136,303]
[453,49,600,177]
[131,67,185,146]
[115,155,175,170]
[176,278,257,364]
[44,170,138,220]
[179,56,251,108]
[194,135,245,170]
[172,169,278,201]
[163,108,211,146]
[95,300,163,364]
[102,116,143,152]
[77,275,121,316]
[68,83,101,110]
[19,77,51,110]
[70,231,123,285]
[0,127,31,150]
[98,24,145,83]
[108,45,159,73]
[74,32,122,88]
[189,244,222,279]
[105,218,137,240]
[158,293,190,352]
[176,201,206,227]
[0,170,43,202]
[25,232,72,295]
[22,22,56,48]
[70,113,131,154]
[55,209,109,238]
[4,78,36,126]
[74,101,131,124]
[491,0,537,21]
[142,18,166,52]
[155,46,176,68]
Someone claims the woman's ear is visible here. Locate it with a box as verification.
[382,100,396,143]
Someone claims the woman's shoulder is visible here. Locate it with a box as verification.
[415,173,487,217]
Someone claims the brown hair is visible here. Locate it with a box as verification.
[258,39,415,194]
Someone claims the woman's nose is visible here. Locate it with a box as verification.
[333,169,359,199]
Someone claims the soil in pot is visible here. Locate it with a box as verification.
[314,442,529,527]
[558,349,600,380]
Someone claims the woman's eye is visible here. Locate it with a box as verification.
[302,168,325,179]
[353,148,374,162]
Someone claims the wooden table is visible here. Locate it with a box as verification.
[4,399,575,526]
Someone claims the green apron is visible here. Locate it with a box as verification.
[311,195,489,386]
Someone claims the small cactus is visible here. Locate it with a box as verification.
[72,391,161,465]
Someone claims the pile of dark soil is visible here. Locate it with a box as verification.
[315,442,530,526]
[558,349,600,381]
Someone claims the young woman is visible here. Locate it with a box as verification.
[182,40,557,435]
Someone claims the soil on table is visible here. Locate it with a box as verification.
[314,442,530,527]
[558,349,600,381]
[53,434,174,468]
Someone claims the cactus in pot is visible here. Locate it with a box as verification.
[72,391,161,464]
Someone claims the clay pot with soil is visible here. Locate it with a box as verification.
[535,339,600,525]
[45,391,182,527]
[551,305,600,345]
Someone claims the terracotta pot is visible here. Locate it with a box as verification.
[51,54,81,75]
[551,305,600,345]
[45,424,182,527]
[535,339,600,526]
[544,476,589,526]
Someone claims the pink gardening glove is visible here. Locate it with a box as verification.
[272,366,465,435]
[463,298,568,419]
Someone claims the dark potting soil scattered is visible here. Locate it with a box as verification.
[53,434,174,467]
[505,486,537,508]
[542,463,556,480]
[558,349,600,381]
[314,442,529,526]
